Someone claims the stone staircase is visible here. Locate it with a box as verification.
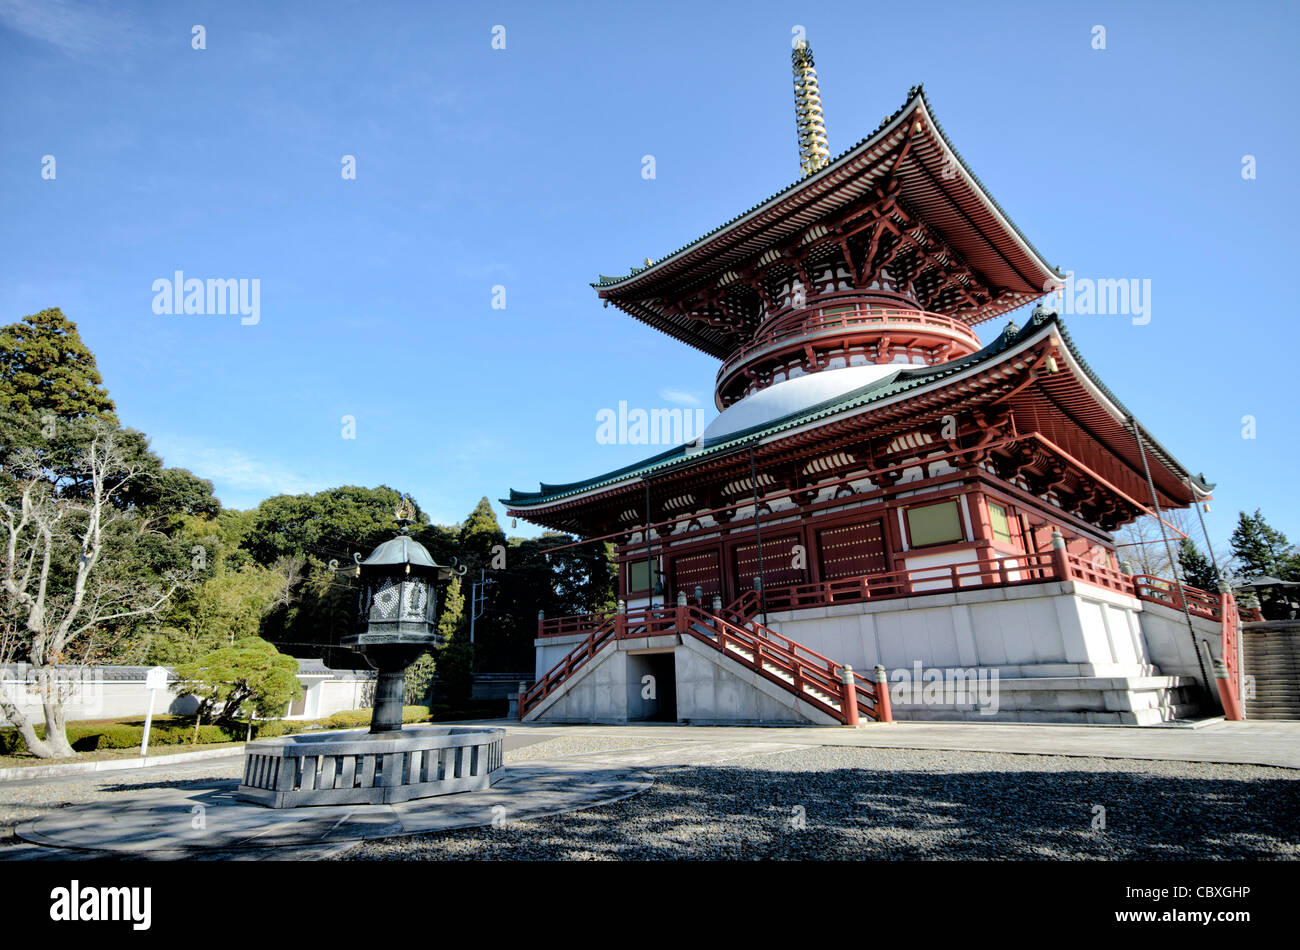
[690,619,843,712]
[1243,621,1300,720]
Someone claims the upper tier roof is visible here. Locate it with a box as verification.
[594,87,1063,359]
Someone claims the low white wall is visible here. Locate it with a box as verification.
[0,675,198,725]
[304,678,374,719]
[765,581,1155,678]
[1,665,375,726]
[1137,600,1221,683]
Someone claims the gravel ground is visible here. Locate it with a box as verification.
[346,744,1300,861]
[4,737,1297,860]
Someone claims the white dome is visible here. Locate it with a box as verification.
[702,364,900,443]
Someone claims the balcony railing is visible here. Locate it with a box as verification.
[717,304,982,394]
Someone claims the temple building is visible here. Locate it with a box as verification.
[504,43,1243,726]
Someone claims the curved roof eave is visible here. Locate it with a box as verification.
[591,86,1063,297]
[503,312,1211,515]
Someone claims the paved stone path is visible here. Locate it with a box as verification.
[10,763,651,858]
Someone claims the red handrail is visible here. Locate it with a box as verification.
[717,304,981,389]
[679,605,880,723]
[537,610,617,638]
[1131,574,1222,622]
[522,558,1240,721]
[519,615,619,717]
[761,551,1058,613]
[519,599,883,723]
[1217,589,1244,720]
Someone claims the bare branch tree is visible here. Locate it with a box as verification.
[0,424,197,758]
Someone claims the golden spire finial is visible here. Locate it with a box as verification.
[792,39,830,178]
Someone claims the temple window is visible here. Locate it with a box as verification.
[988,501,1014,544]
[905,499,964,547]
[628,558,661,594]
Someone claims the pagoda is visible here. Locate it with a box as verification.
[504,42,1245,726]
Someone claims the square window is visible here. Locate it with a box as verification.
[906,500,964,547]
[988,502,1013,543]
[628,559,660,593]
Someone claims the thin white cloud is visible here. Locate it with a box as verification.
[659,388,701,406]
[152,436,328,509]
[0,0,138,55]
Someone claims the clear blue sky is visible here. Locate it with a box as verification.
[1,0,1296,554]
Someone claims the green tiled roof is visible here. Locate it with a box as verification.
[503,311,1210,511]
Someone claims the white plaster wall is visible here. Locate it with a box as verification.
[1,672,372,726]
[312,679,374,717]
[767,582,1156,678]
[674,642,820,723]
[535,634,588,680]
[534,650,629,722]
[0,680,198,725]
[1138,601,1220,681]
[903,548,984,591]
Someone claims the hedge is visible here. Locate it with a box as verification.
[0,705,434,756]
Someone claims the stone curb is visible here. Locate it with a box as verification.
[0,746,243,782]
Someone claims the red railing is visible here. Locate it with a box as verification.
[519,615,619,718]
[720,588,761,626]
[1131,575,1223,622]
[537,610,617,639]
[1217,588,1243,720]
[519,596,885,724]
[1063,553,1135,595]
[760,551,1058,613]
[717,304,981,391]
[677,604,880,723]
[522,554,1248,721]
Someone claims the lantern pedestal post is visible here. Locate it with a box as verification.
[238,503,504,808]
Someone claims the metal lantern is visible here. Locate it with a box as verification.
[341,502,464,733]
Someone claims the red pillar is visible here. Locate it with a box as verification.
[840,665,859,726]
[873,664,893,723]
[1213,659,1244,721]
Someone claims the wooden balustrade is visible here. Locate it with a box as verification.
[717,305,982,390]
[537,610,617,639]
[1217,589,1244,720]
[1131,574,1222,621]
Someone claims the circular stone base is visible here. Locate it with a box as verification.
[239,726,507,808]
[15,764,651,854]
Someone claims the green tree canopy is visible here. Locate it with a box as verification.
[175,637,302,722]
[243,485,421,566]
[0,308,117,424]
[1230,510,1299,581]
[1177,538,1219,592]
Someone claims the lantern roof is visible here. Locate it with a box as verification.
[362,534,457,579]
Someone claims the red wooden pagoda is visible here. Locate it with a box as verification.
[504,43,1245,726]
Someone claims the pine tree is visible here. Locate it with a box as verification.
[1229,510,1299,580]
[0,308,117,423]
[438,575,465,642]
[459,496,505,563]
[1177,538,1218,592]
